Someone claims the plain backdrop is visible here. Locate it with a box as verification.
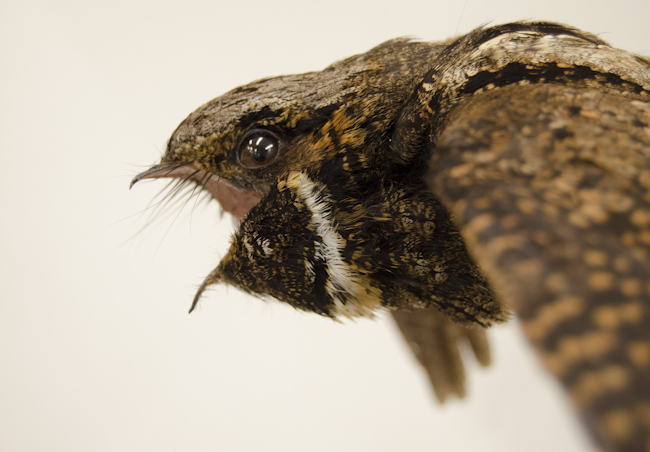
[2,1,649,451]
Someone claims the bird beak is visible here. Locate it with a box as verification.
[130,162,195,189]
[189,265,225,313]
[130,162,265,221]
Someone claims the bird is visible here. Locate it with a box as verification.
[131,22,650,452]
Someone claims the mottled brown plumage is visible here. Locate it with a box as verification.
[427,83,650,451]
[132,22,650,452]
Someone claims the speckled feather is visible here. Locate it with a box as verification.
[133,22,650,452]
[427,84,650,451]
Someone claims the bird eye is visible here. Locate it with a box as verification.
[237,129,280,168]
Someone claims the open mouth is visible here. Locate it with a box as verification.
[130,162,264,221]
[131,162,267,312]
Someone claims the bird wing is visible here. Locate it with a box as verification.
[390,308,490,403]
[425,81,650,452]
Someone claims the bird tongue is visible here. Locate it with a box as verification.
[130,162,264,221]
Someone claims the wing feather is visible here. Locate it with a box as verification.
[426,82,650,452]
[391,308,490,403]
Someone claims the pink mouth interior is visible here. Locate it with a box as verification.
[138,163,264,221]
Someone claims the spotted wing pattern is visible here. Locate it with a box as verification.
[426,83,650,451]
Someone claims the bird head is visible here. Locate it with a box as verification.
[132,38,506,326]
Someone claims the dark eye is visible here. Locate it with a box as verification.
[237,129,280,168]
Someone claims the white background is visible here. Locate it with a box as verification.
[2,1,649,451]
